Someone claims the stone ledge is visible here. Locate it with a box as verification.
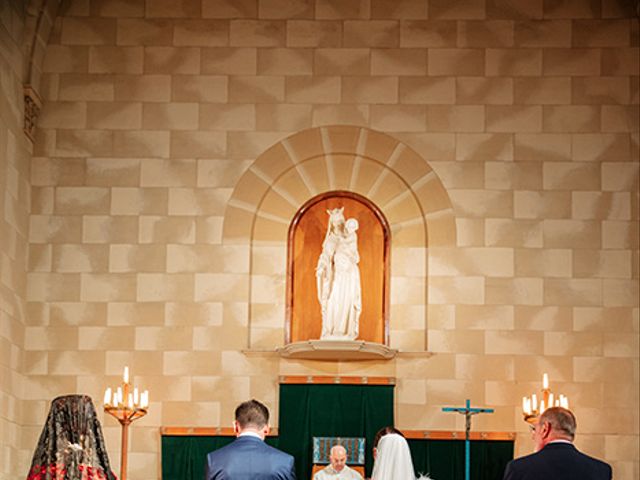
[275,340,397,361]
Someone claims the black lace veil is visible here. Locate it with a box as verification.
[27,395,117,480]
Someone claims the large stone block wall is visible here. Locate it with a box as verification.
[0,1,32,478]
[8,1,640,479]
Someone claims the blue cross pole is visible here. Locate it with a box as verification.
[442,399,494,480]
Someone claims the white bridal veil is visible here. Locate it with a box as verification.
[371,433,417,480]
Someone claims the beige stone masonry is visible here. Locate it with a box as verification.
[5,4,637,480]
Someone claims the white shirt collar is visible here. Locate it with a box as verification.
[239,431,263,439]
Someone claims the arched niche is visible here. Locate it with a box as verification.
[222,126,456,352]
[286,191,391,345]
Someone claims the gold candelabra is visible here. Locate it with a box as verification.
[103,367,149,480]
[522,373,569,424]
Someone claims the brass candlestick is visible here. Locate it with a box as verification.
[522,373,569,424]
[103,367,149,480]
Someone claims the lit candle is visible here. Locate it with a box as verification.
[103,388,112,405]
[540,399,545,413]
[548,393,554,409]
[543,373,549,389]
[141,390,149,408]
[134,387,139,406]
[532,394,538,412]
[116,387,123,405]
[123,366,129,384]
[128,393,134,409]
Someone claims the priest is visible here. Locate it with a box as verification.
[314,445,363,480]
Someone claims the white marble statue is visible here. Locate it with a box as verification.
[316,208,362,340]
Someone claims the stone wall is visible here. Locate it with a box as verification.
[0,1,32,478]
[14,0,640,479]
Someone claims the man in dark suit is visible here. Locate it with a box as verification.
[205,399,296,480]
[503,406,611,480]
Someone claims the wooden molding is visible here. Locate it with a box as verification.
[161,426,279,436]
[160,426,513,441]
[279,375,395,385]
[402,430,516,441]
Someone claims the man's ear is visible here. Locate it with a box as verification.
[262,424,270,438]
[233,421,241,436]
[541,421,552,438]
[373,447,378,460]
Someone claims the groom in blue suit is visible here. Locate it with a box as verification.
[205,399,296,480]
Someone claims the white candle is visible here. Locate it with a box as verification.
[141,390,149,408]
[134,387,139,406]
[116,387,123,405]
[128,393,134,409]
[543,373,549,389]
[103,388,112,405]
[548,393,554,409]
[522,397,527,412]
[123,366,129,384]
[540,399,545,413]
[532,394,538,412]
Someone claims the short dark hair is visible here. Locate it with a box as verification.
[235,399,269,429]
[539,407,576,440]
[373,426,404,448]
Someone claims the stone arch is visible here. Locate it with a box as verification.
[223,126,456,351]
[22,0,65,141]
[23,0,64,90]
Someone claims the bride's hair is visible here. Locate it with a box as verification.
[373,426,404,449]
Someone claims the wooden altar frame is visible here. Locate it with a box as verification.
[159,427,514,442]
[285,191,391,345]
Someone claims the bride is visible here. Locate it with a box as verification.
[370,427,433,480]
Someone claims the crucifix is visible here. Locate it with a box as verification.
[442,399,494,480]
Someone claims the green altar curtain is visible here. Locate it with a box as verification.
[162,435,279,480]
[277,384,395,479]
[408,439,514,480]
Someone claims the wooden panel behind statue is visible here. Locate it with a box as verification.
[287,192,389,344]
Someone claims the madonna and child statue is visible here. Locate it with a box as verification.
[315,207,362,341]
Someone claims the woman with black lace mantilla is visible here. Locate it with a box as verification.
[26,395,117,480]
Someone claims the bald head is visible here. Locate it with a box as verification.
[533,407,577,452]
[539,407,576,440]
[330,445,347,472]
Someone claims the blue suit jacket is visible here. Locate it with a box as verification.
[205,435,296,480]
[503,442,612,480]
